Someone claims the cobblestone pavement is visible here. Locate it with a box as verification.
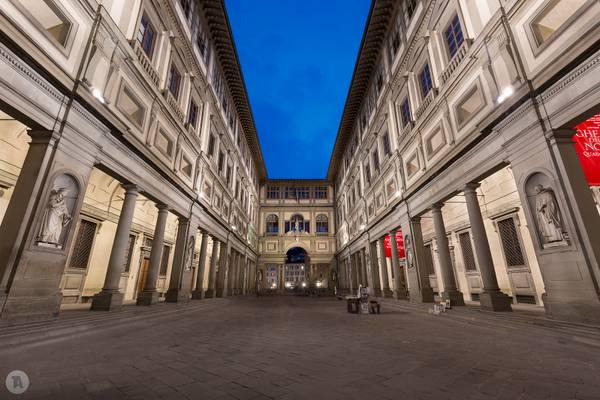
[1,296,600,400]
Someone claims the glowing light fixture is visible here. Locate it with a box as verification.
[92,87,105,104]
[497,86,514,104]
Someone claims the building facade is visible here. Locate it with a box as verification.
[0,0,263,320]
[257,181,336,292]
[330,0,600,324]
[0,0,600,326]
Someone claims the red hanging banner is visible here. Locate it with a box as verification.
[574,113,600,186]
[384,230,405,259]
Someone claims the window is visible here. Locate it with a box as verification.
[423,244,435,276]
[20,0,73,48]
[226,163,232,185]
[372,148,380,171]
[267,186,280,199]
[497,217,526,268]
[159,245,170,275]
[297,187,310,199]
[314,187,327,199]
[445,15,464,58]
[266,214,279,235]
[117,84,145,129]
[382,131,392,156]
[316,215,329,234]
[419,63,433,97]
[137,13,156,58]
[68,220,97,269]
[207,134,216,157]
[406,0,417,20]
[218,151,224,173]
[187,99,199,128]
[285,187,296,199]
[530,0,588,46]
[364,163,371,185]
[179,0,192,20]
[400,98,411,127]
[459,232,477,271]
[289,214,307,232]
[167,63,181,99]
[123,234,136,273]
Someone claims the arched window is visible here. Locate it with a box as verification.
[316,214,328,234]
[266,214,278,235]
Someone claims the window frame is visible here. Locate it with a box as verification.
[419,63,433,98]
[10,0,77,55]
[444,14,465,60]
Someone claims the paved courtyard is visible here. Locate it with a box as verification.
[1,296,600,400]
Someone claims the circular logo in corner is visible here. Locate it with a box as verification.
[5,370,29,395]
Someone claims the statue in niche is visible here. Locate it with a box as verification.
[294,219,300,233]
[185,236,195,271]
[534,184,565,245]
[38,187,72,245]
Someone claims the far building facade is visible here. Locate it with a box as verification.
[0,0,599,327]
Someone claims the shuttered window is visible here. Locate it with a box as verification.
[459,232,477,271]
[423,244,435,275]
[497,218,525,268]
[159,245,171,275]
[68,220,97,269]
[123,234,136,273]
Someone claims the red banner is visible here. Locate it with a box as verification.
[574,113,600,186]
[384,230,405,259]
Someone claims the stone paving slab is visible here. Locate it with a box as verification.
[1,296,600,399]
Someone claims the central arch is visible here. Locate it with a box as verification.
[283,246,311,291]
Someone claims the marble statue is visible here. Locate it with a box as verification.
[534,184,565,244]
[38,187,72,244]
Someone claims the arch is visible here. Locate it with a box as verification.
[286,246,307,264]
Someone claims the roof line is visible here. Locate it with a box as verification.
[325,0,393,181]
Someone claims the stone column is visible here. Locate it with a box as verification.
[216,241,230,297]
[378,238,392,297]
[279,264,285,291]
[464,183,512,311]
[390,230,407,300]
[91,184,139,311]
[362,247,375,296]
[368,241,382,297]
[407,217,434,303]
[191,231,210,299]
[347,257,355,294]
[431,203,465,306]
[165,217,192,303]
[137,204,169,305]
[205,238,220,298]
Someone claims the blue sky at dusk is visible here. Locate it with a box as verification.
[224,0,371,179]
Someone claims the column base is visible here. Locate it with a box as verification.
[191,289,204,300]
[410,287,435,303]
[91,290,124,311]
[165,289,190,303]
[204,289,216,298]
[441,290,465,306]
[216,288,227,298]
[373,288,382,297]
[136,290,159,306]
[479,291,512,312]
[393,289,408,300]
[380,289,393,298]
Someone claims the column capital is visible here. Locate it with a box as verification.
[156,203,169,212]
[122,184,139,195]
[431,202,444,211]
[27,129,57,144]
[410,215,422,223]
[544,128,577,142]
[177,216,190,226]
[463,182,480,193]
